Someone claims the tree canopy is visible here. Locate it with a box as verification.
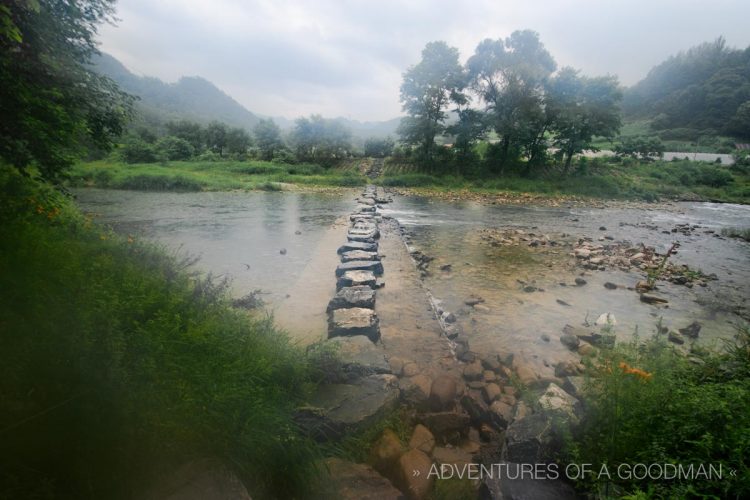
[0,0,133,182]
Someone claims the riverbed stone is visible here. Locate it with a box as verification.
[505,413,556,463]
[337,270,377,290]
[409,424,435,455]
[482,383,502,403]
[298,374,399,440]
[538,383,580,422]
[368,429,403,479]
[463,360,484,381]
[321,458,402,500]
[143,458,251,500]
[336,260,384,277]
[326,335,390,375]
[429,375,458,411]
[679,321,702,338]
[432,446,474,468]
[397,449,434,500]
[338,241,378,254]
[640,293,669,304]
[479,462,577,500]
[327,286,376,312]
[559,332,580,351]
[418,411,471,442]
[400,374,432,408]
[341,250,380,262]
[489,400,514,429]
[329,307,380,341]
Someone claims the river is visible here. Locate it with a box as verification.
[74,189,750,365]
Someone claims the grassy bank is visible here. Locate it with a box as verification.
[0,169,323,499]
[68,159,367,191]
[379,158,750,203]
[569,327,750,498]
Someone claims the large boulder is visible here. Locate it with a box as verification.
[538,383,581,422]
[429,375,458,411]
[336,260,384,277]
[368,429,404,479]
[321,458,403,500]
[418,411,471,443]
[400,374,433,408]
[297,375,399,440]
[504,413,556,464]
[143,458,251,500]
[327,286,376,312]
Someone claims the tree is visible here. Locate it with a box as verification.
[397,41,465,162]
[614,136,665,161]
[155,135,194,161]
[446,109,487,164]
[364,137,395,158]
[466,31,556,171]
[291,115,351,165]
[0,0,133,182]
[547,67,622,172]
[165,120,205,152]
[253,118,284,160]
[205,121,228,157]
[225,127,252,156]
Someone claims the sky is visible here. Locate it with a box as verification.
[98,0,750,122]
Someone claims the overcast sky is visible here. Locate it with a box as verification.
[98,0,750,122]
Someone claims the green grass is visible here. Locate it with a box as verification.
[0,169,324,499]
[591,119,739,153]
[378,158,750,203]
[67,159,367,191]
[567,326,750,498]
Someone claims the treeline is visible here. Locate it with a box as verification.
[624,37,750,140]
[396,31,622,175]
[117,114,375,167]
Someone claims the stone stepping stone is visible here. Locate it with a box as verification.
[348,229,380,242]
[329,307,380,341]
[337,270,377,290]
[337,241,378,254]
[325,335,390,374]
[354,205,376,213]
[327,285,376,311]
[336,260,384,277]
[341,250,380,262]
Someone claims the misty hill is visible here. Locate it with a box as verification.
[93,53,260,130]
[623,37,750,139]
[94,53,402,138]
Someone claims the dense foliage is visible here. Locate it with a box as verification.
[624,37,750,139]
[0,0,133,182]
[0,170,322,498]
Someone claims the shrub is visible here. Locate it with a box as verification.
[113,174,204,191]
[155,135,195,161]
[120,137,160,164]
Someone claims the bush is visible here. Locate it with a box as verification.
[113,174,204,191]
[120,137,160,164]
[380,173,437,187]
[155,136,195,161]
[569,327,750,498]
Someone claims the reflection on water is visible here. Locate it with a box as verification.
[74,189,352,306]
[382,196,750,363]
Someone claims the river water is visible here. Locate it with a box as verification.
[75,189,750,364]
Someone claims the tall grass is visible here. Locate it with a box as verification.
[0,170,321,499]
[68,159,367,191]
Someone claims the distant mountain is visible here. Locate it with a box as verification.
[94,52,403,138]
[93,53,260,131]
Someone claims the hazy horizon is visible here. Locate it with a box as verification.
[99,0,750,122]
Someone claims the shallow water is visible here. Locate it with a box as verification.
[75,189,750,364]
[381,196,750,363]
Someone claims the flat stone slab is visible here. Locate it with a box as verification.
[336,260,384,277]
[337,270,377,290]
[329,307,380,341]
[354,205,376,213]
[338,241,378,254]
[327,285,376,311]
[350,214,375,222]
[348,229,380,241]
[325,335,390,374]
[298,375,399,440]
[341,250,380,262]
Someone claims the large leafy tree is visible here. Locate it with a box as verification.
[291,115,351,165]
[466,31,556,171]
[253,118,284,160]
[547,67,622,172]
[0,0,133,182]
[397,41,465,162]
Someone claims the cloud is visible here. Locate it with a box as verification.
[98,0,750,121]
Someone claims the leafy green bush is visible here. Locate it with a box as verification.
[0,171,321,498]
[120,137,161,164]
[155,135,195,161]
[380,173,438,187]
[569,327,750,498]
[113,174,204,191]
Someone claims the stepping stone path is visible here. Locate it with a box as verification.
[328,184,384,343]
